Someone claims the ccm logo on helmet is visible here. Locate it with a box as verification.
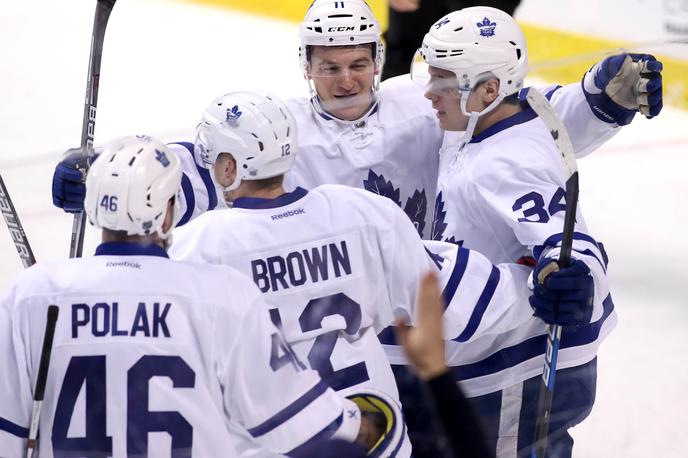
[328,26,355,32]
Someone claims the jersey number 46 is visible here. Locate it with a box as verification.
[52,355,194,457]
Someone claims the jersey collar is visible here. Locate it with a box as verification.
[95,242,169,258]
[232,186,308,210]
[470,85,561,144]
[469,105,537,144]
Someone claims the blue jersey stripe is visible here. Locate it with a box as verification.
[247,381,330,437]
[442,248,470,308]
[286,412,343,455]
[178,172,195,226]
[377,326,397,345]
[451,294,615,381]
[533,231,602,262]
[0,417,29,438]
[452,265,501,342]
[572,247,607,272]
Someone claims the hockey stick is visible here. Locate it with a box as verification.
[26,305,59,458]
[524,87,579,458]
[0,174,37,268]
[529,37,688,71]
[69,0,117,258]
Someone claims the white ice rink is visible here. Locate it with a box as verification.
[1,0,687,456]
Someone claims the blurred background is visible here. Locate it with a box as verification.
[1,0,686,456]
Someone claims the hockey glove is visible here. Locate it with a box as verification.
[529,258,594,326]
[582,53,663,126]
[347,390,404,457]
[52,149,94,213]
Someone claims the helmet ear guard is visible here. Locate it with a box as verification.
[194,91,298,191]
[84,135,182,241]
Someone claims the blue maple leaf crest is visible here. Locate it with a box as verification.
[155,149,170,167]
[431,192,448,241]
[404,189,427,237]
[363,170,401,207]
[226,105,242,125]
[477,17,497,37]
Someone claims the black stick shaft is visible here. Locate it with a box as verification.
[525,88,580,458]
[0,174,37,268]
[69,0,116,258]
[34,306,60,401]
[26,306,59,457]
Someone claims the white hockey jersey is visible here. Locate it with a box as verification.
[431,87,618,397]
[283,77,620,240]
[170,185,438,457]
[284,76,442,239]
[0,243,360,457]
[169,185,430,400]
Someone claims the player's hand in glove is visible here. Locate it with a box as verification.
[52,148,93,213]
[582,53,663,126]
[529,258,594,326]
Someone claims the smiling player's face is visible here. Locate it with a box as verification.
[307,45,377,121]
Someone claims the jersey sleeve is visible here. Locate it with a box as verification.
[523,84,620,158]
[423,240,535,344]
[167,142,224,227]
[0,290,32,456]
[376,195,437,328]
[216,280,360,455]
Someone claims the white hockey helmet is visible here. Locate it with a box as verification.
[413,7,528,106]
[298,0,384,77]
[194,91,297,191]
[84,135,182,240]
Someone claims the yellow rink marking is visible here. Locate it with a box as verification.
[182,0,688,110]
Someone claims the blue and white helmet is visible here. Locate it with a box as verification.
[194,91,297,191]
[413,7,528,108]
[84,135,183,240]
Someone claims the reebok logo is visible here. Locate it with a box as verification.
[271,208,305,221]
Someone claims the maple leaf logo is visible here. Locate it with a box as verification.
[445,236,463,247]
[431,192,448,241]
[403,189,427,237]
[363,170,401,207]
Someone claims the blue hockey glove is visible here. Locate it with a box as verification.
[582,53,663,126]
[529,258,594,326]
[51,149,91,213]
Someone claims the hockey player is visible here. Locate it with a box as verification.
[168,91,431,457]
[411,6,660,457]
[52,1,659,239]
[283,0,649,239]
[167,90,582,457]
[0,135,402,458]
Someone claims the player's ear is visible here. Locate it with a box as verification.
[213,153,237,188]
[483,79,500,104]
